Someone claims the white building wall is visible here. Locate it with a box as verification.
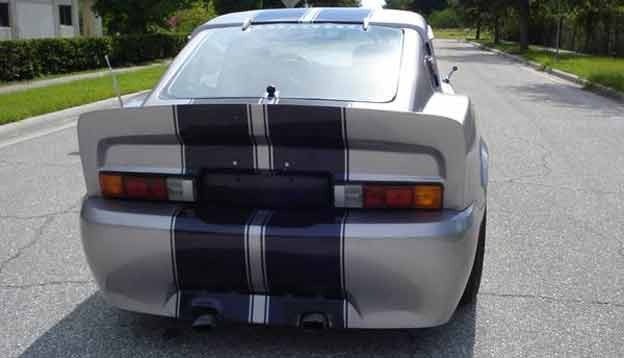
[3,0,82,40]
[59,24,73,37]
[0,27,10,40]
[0,0,100,40]
[16,1,55,39]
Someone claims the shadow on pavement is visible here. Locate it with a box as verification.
[20,293,477,357]
[436,51,512,66]
[505,83,624,113]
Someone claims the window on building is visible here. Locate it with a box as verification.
[59,5,72,26]
[0,3,9,28]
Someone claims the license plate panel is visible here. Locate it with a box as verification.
[200,172,331,209]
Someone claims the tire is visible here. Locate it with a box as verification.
[459,209,486,306]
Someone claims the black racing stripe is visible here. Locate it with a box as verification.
[246,105,259,169]
[252,8,307,23]
[172,106,185,175]
[341,108,349,182]
[314,8,371,23]
[178,291,251,322]
[174,208,253,293]
[176,104,253,174]
[268,296,345,328]
[262,105,273,170]
[265,210,343,299]
[340,211,348,298]
[266,105,345,180]
[170,208,181,318]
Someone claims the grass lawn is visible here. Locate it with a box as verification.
[0,64,168,125]
[475,40,624,93]
[433,28,475,40]
[0,60,169,88]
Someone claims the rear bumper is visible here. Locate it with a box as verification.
[81,197,484,329]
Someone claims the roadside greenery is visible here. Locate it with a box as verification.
[433,28,483,40]
[0,34,185,83]
[95,0,358,35]
[0,65,168,125]
[475,40,624,93]
[386,1,624,57]
[169,1,218,34]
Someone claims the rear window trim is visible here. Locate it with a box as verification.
[160,23,406,104]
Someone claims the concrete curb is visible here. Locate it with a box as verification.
[0,91,149,148]
[468,41,624,104]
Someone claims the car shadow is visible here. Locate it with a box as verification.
[19,293,477,357]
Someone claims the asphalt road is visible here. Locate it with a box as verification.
[1,39,624,357]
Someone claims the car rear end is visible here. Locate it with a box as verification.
[78,8,487,329]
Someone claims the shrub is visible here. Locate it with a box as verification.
[0,33,186,82]
[429,8,464,29]
[111,33,187,65]
[170,1,217,34]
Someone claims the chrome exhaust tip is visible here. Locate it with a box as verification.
[299,313,330,330]
[192,312,217,331]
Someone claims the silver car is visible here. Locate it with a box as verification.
[78,7,488,330]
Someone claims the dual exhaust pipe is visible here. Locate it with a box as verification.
[191,311,332,330]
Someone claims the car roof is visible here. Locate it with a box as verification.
[192,7,429,40]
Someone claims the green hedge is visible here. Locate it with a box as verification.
[0,33,187,82]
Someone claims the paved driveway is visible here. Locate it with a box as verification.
[1,39,623,357]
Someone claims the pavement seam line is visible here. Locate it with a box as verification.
[490,180,619,196]
[0,159,81,169]
[480,291,624,308]
[0,279,95,290]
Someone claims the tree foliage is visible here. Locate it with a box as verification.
[385,0,448,15]
[212,0,359,14]
[93,0,194,34]
[169,1,218,33]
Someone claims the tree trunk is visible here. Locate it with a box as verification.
[584,13,594,53]
[476,14,482,40]
[571,23,577,52]
[518,0,530,51]
[494,16,500,44]
[555,15,563,61]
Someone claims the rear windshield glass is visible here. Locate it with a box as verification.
[165,24,404,102]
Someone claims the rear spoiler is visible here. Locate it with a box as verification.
[78,100,477,210]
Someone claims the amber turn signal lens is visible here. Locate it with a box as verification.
[412,185,443,209]
[99,174,124,198]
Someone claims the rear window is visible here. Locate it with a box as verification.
[165,24,404,103]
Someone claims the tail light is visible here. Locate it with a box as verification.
[335,184,443,210]
[99,173,195,202]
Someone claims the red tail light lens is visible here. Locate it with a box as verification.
[124,176,167,200]
[363,186,386,208]
[336,184,443,209]
[365,186,415,208]
[99,172,195,202]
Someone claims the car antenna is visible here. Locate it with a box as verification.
[105,55,124,108]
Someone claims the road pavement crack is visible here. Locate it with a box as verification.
[490,179,618,196]
[0,215,55,278]
[480,291,624,308]
[0,159,79,169]
[0,279,94,290]
[0,199,82,220]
